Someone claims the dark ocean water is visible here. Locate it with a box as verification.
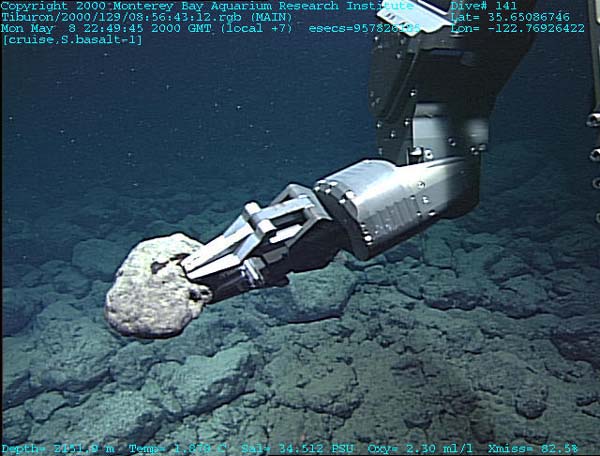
[2,0,599,454]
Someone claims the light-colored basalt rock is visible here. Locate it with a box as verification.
[105,233,212,338]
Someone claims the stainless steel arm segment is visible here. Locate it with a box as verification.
[314,156,478,260]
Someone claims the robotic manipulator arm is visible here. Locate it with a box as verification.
[181,0,599,304]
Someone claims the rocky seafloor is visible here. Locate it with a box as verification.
[3,140,599,454]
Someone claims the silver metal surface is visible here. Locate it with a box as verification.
[315,157,476,260]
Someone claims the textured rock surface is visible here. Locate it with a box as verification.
[2,287,42,336]
[3,303,120,410]
[104,233,212,338]
[147,344,259,415]
[72,238,130,281]
[264,342,362,418]
[30,390,166,449]
[255,260,357,323]
[551,315,600,369]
